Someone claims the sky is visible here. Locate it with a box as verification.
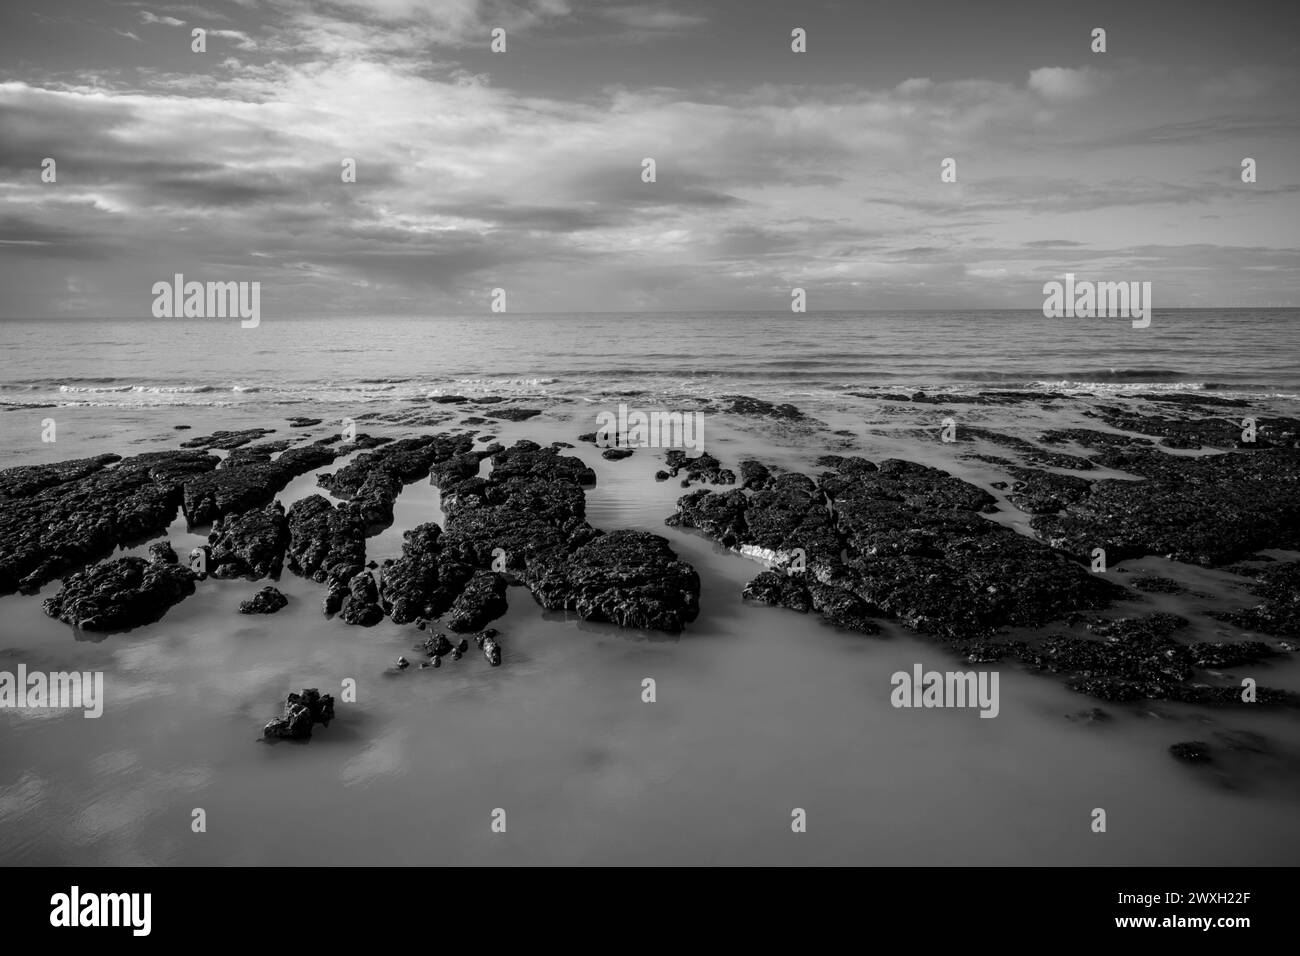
[0,0,1298,317]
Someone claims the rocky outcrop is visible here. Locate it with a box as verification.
[1031,448,1300,566]
[238,586,288,614]
[286,494,366,589]
[182,443,336,526]
[42,554,197,631]
[430,440,697,634]
[263,688,335,740]
[318,434,476,533]
[340,570,384,626]
[0,453,121,499]
[209,502,288,579]
[1210,561,1300,636]
[670,456,1120,639]
[0,450,218,595]
[445,570,509,632]
[527,530,700,632]
[377,523,444,624]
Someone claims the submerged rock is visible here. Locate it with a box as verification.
[722,395,807,421]
[1169,741,1212,763]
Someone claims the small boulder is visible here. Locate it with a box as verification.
[238,586,288,615]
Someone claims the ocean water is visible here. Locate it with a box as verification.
[1,312,1298,866]
[1,310,1297,414]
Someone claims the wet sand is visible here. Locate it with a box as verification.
[2,393,1299,865]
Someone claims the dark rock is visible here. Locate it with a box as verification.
[1005,467,1093,515]
[288,417,322,427]
[318,435,473,533]
[602,447,634,461]
[1037,428,1152,450]
[0,453,121,499]
[1032,448,1300,566]
[663,450,733,485]
[1,450,218,595]
[722,395,807,421]
[738,459,773,490]
[209,503,288,580]
[263,688,334,740]
[287,495,367,591]
[1209,560,1300,636]
[42,556,197,631]
[743,570,812,613]
[670,454,1120,639]
[445,570,508,632]
[179,428,276,450]
[147,540,179,565]
[1187,641,1278,668]
[486,407,542,421]
[1132,576,1185,594]
[323,585,346,616]
[396,656,410,670]
[420,632,454,658]
[183,443,336,526]
[474,628,502,665]
[527,529,700,632]
[1065,708,1111,723]
[238,586,288,614]
[1169,741,1212,763]
[1092,407,1299,450]
[377,523,443,624]
[340,570,384,626]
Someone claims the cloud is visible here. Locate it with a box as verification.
[1027,66,1106,102]
[0,0,1297,315]
[139,12,187,26]
[600,6,708,32]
